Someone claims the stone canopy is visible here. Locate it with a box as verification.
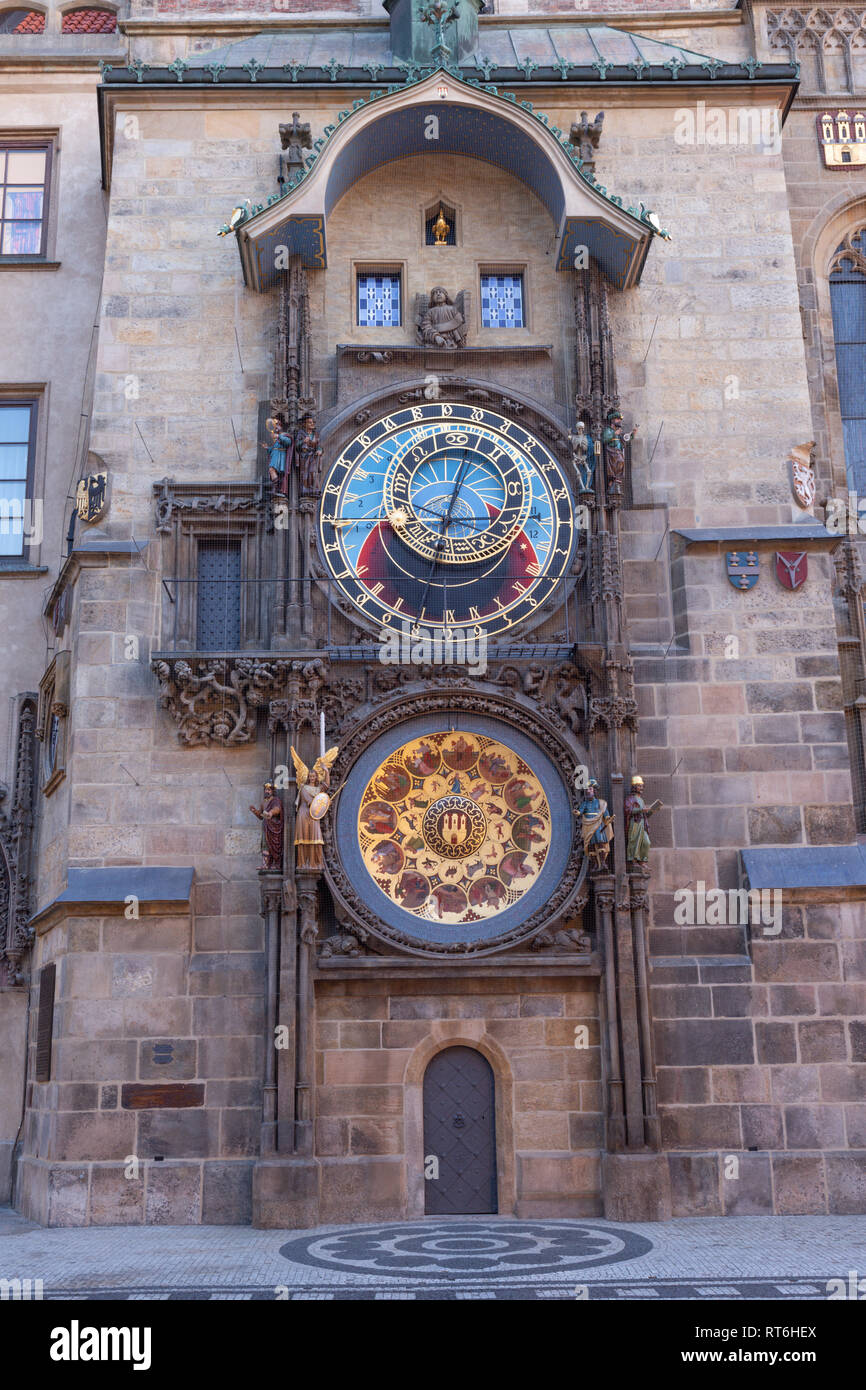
[234,68,663,292]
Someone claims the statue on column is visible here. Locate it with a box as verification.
[290,744,340,870]
[262,415,293,497]
[625,774,662,865]
[295,411,323,496]
[576,776,614,870]
[249,782,284,871]
[603,409,638,495]
[568,419,596,493]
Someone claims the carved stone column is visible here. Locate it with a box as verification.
[259,874,282,1156]
[594,875,624,1151]
[295,870,320,1156]
[629,867,659,1149]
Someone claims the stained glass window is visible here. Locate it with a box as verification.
[357,272,401,328]
[0,402,34,559]
[0,145,48,256]
[830,228,866,494]
[480,273,525,328]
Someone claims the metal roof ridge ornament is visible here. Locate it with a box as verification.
[420,0,458,67]
[167,57,189,84]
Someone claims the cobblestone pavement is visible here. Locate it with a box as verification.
[2,1207,865,1300]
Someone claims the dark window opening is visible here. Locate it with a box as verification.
[196,538,241,650]
[425,204,457,246]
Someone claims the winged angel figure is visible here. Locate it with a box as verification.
[415,286,469,348]
[289,744,340,870]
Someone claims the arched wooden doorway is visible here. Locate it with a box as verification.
[423,1046,497,1215]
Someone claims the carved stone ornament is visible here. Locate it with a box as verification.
[153,478,268,533]
[151,655,329,747]
[0,697,37,987]
[320,687,590,957]
[415,286,468,348]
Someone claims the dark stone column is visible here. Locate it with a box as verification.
[259,875,282,1157]
[629,866,660,1149]
[295,870,320,1156]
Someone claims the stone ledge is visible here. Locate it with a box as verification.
[742,845,866,891]
[30,866,195,933]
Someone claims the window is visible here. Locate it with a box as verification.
[830,227,866,493]
[0,143,50,257]
[61,7,117,31]
[425,202,457,246]
[197,538,241,650]
[480,272,525,328]
[0,9,45,31]
[0,401,36,560]
[37,650,69,794]
[357,271,401,328]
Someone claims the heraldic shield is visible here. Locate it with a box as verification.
[775,550,807,590]
[726,551,760,591]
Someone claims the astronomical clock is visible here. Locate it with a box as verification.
[318,402,576,637]
[332,720,575,954]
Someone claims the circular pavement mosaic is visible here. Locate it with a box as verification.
[280,1221,653,1281]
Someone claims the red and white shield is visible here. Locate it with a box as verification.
[775,551,807,590]
[790,460,816,509]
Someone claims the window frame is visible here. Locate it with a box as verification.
[37,649,69,796]
[354,264,404,331]
[0,137,53,262]
[0,396,38,564]
[478,265,528,332]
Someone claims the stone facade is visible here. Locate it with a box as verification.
[1,0,864,1227]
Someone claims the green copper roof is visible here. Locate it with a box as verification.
[100,23,796,86]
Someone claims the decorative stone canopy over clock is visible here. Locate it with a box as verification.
[318,402,576,637]
[334,715,574,951]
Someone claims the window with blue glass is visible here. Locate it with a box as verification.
[357,272,401,328]
[480,273,525,329]
[830,227,866,494]
[0,401,36,560]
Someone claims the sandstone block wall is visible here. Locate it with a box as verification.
[314,973,603,1220]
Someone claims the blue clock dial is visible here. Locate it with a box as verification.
[319,403,576,637]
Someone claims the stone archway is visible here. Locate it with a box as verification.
[404,1027,516,1218]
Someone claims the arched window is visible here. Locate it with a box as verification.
[61,6,116,31]
[830,227,866,493]
[0,9,45,31]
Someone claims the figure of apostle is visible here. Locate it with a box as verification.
[263,415,293,497]
[603,409,637,495]
[625,774,662,865]
[295,412,323,495]
[576,777,614,870]
[418,286,466,349]
[249,782,284,871]
[290,745,339,871]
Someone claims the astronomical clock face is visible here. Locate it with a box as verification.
[340,727,569,952]
[319,403,575,638]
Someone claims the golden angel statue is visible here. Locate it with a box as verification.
[290,744,339,870]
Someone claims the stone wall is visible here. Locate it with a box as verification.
[652,895,866,1216]
[16,888,264,1225]
[314,972,602,1220]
